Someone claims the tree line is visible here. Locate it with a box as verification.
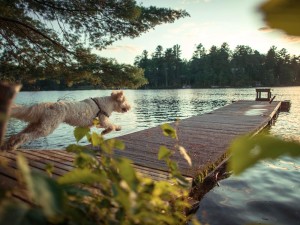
[134,43,300,88]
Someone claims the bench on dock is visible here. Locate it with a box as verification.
[255,88,272,101]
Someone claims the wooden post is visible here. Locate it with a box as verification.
[0,82,22,148]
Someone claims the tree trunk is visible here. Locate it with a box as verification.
[0,82,21,148]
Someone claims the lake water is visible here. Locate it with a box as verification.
[6,87,300,225]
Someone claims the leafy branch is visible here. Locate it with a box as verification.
[228,134,300,175]
[0,125,198,224]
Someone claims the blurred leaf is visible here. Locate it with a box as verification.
[45,163,54,177]
[229,134,300,175]
[58,168,105,185]
[168,160,179,172]
[25,208,47,225]
[92,117,100,126]
[114,139,125,150]
[91,132,102,146]
[101,139,124,154]
[66,144,87,153]
[116,158,137,190]
[17,154,63,217]
[173,173,190,188]
[30,172,64,218]
[74,127,90,142]
[158,146,172,160]
[178,146,192,166]
[112,183,130,211]
[116,208,125,222]
[85,132,92,143]
[260,0,300,36]
[0,200,29,225]
[74,152,95,168]
[161,123,177,139]
[63,186,92,197]
[16,154,33,190]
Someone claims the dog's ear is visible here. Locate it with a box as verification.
[111,90,124,102]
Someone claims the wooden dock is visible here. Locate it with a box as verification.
[0,100,282,198]
[114,100,281,178]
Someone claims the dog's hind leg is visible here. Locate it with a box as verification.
[2,118,62,150]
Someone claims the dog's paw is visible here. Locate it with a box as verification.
[115,126,121,131]
[101,127,112,135]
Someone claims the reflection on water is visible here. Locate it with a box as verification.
[5,87,300,225]
[197,156,300,225]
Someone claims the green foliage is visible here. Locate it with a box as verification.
[228,134,300,175]
[0,125,197,224]
[0,1,188,87]
[158,146,172,160]
[160,123,191,187]
[17,154,64,218]
[0,0,189,67]
[0,51,149,90]
[260,0,300,36]
[58,168,105,186]
[74,127,90,142]
[161,123,178,139]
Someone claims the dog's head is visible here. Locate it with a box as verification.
[111,90,131,113]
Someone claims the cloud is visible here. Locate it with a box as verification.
[162,21,216,40]
[104,45,141,53]
[258,26,273,33]
[258,27,300,43]
[282,36,300,43]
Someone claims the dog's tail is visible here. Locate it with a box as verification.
[10,104,42,123]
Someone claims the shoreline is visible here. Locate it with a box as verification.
[19,84,300,92]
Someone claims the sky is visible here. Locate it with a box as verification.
[96,0,300,65]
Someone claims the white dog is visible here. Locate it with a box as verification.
[2,90,131,150]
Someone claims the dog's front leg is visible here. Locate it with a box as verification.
[98,116,121,135]
[101,124,121,135]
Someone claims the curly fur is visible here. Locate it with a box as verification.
[2,90,131,150]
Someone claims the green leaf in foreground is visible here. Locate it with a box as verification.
[158,146,172,160]
[115,158,137,190]
[30,173,64,218]
[91,132,102,146]
[228,134,300,175]
[161,123,177,139]
[0,200,29,225]
[57,168,105,185]
[101,139,125,154]
[259,0,300,36]
[66,144,88,153]
[16,154,63,218]
[74,127,90,142]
